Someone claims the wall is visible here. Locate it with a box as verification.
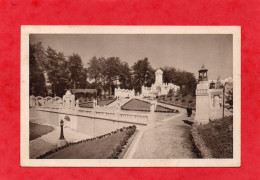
[34,110,145,137]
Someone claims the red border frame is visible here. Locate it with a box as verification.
[0,0,258,179]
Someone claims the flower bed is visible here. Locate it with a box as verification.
[158,95,196,110]
[37,125,136,159]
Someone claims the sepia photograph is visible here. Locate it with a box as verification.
[21,26,241,167]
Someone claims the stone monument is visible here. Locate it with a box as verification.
[194,65,210,125]
[62,90,75,110]
[142,69,180,97]
[194,65,224,125]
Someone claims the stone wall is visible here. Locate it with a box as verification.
[114,88,135,98]
[33,110,145,137]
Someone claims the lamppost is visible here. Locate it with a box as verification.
[59,119,65,140]
[222,82,227,119]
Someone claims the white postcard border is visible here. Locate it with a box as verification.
[21,26,241,167]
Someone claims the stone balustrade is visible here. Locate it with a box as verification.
[34,90,149,125]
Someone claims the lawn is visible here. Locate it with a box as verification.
[157,95,196,109]
[44,127,135,159]
[79,98,116,108]
[121,99,177,113]
[197,116,233,158]
[30,122,54,141]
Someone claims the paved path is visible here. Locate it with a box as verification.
[125,113,197,159]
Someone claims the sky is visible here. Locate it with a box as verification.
[30,34,233,80]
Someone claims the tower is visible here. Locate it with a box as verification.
[155,69,163,85]
[198,64,208,82]
[194,64,210,125]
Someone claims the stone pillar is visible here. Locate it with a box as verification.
[194,81,209,125]
[30,95,36,108]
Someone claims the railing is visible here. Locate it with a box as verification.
[38,106,149,125]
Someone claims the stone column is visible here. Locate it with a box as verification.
[194,81,209,125]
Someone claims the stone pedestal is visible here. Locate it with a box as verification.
[194,81,209,125]
[57,139,67,147]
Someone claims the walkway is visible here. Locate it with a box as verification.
[124,113,197,159]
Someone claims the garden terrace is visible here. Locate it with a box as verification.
[121,99,178,113]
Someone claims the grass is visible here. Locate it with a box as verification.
[79,98,116,108]
[30,122,54,141]
[121,99,176,113]
[197,116,233,158]
[158,95,196,109]
[44,127,135,159]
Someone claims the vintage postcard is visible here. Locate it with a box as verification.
[21,26,241,167]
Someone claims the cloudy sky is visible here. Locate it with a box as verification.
[30,34,233,80]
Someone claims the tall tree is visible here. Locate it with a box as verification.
[161,66,177,84]
[45,47,70,97]
[118,62,132,89]
[132,58,154,93]
[87,56,103,83]
[87,56,106,94]
[29,42,47,96]
[103,57,121,95]
[68,53,87,93]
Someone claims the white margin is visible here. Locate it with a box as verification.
[21,26,241,167]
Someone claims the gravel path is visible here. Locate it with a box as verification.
[131,113,197,159]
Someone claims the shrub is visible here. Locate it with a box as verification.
[188,99,193,103]
[175,98,179,101]
[181,99,185,102]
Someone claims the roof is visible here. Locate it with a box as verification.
[199,64,208,71]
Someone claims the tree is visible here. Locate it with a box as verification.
[29,42,47,96]
[216,76,223,89]
[161,66,176,84]
[45,47,70,97]
[103,57,121,95]
[132,58,154,93]
[87,56,103,83]
[68,53,87,93]
[118,62,132,89]
[225,88,233,109]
